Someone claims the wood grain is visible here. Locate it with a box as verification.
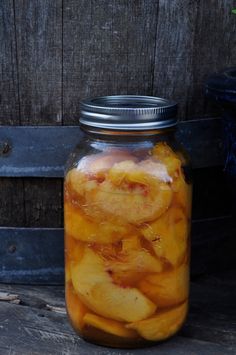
[0,1,25,228]
[13,0,62,124]
[0,0,20,124]
[0,0,235,227]
[63,0,158,124]
[12,0,63,228]
[0,272,235,354]
[186,0,236,118]
[152,0,199,118]
[23,179,63,227]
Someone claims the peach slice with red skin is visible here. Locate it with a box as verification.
[64,201,131,244]
[105,235,163,287]
[126,301,188,341]
[90,160,172,225]
[66,154,173,225]
[71,248,157,322]
[65,150,136,195]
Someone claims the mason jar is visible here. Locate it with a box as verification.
[64,96,192,348]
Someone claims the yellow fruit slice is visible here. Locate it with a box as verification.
[127,301,188,341]
[66,282,88,331]
[90,160,172,225]
[83,313,137,339]
[106,235,163,287]
[64,202,129,244]
[138,264,189,308]
[65,234,85,262]
[66,158,172,225]
[153,142,192,217]
[81,151,136,173]
[65,168,90,198]
[112,235,162,273]
[71,248,157,322]
[141,207,188,266]
[152,142,182,177]
[172,175,192,218]
[65,151,136,194]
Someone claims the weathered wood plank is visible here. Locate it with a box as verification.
[186,0,236,118]
[0,178,25,227]
[0,227,64,284]
[152,0,199,118]
[0,273,235,354]
[63,0,158,124]
[3,0,64,233]
[0,1,25,231]
[15,0,64,230]
[0,216,235,284]
[14,0,62,124]
[23,179,63,228]
[1,1,235,124]
[0,0,20,124]
[0,118,224,178]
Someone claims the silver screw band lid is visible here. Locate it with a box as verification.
[80,95,178,130]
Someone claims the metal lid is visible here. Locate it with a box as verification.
[80,95,178,130]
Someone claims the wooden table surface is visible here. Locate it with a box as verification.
[0,270,235,355]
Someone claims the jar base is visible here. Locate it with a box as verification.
[76,326,181,349]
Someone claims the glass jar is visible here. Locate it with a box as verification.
[64,96,192,348]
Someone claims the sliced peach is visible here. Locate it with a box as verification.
[82,150,136,173]
[65,168,90,198]
[152,142,182,177]
[64,202,129,244]
[83,313,137,339]
[66,151,136,187]
[141,207,188,266]
[91,160,172,224]
[65,234,85,262]
[106,236,162,287]
[66,157,172,225]
[138,264,189,308]
[172,175,192,218]
[66,282,88,331]
[71,248,157,322]
[126,301,188,341]
[110,236,162,273]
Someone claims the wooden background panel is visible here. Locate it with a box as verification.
[186,0,236,117]
[63,0,158,124]
[14,0,63,125]
[152,0,199,118]
[0,1,63,228]
[0,0,20,124]
[0,1,24,227]
[15,0,63,228]
[0,0,235,228]
[1,0,235,124]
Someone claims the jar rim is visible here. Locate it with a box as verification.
[80,95,178,131]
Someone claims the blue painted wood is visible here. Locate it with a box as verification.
[0,118,223,177]
[0,126,83,177]
[0,227,64,284]
[0,216,235,284]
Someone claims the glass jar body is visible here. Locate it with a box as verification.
[64,128,192,348]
